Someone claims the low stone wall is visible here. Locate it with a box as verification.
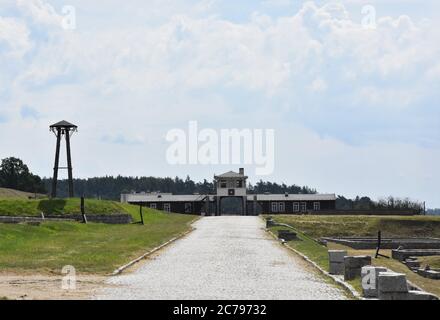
[417,269,440,280]
[322,237,440,250]
[392,248,440,261]
[314,210,419,216]
[0,214,132,225]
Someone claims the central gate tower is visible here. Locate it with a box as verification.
[214,168,248,215]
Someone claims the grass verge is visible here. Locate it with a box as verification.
[0,207,197,274]
[271,215,440,238]
[268,224,356,299]
[0,198,141,217]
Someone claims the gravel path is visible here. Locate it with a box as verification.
[95,216,346,300]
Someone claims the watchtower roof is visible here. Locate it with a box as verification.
[214,170,247,179]
[50,120,77,129]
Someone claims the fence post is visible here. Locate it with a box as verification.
[81,196,88,224]
[140,204,145,225]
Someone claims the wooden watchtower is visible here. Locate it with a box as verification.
[50,120,78,198]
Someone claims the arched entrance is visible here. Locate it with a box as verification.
[219,197,245,216]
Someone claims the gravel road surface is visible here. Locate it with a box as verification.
[95,216,346,300]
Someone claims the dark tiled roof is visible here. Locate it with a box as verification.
[50,120,77,128]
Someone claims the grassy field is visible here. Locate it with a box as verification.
[0,187,45,199]
[268,215,440,298]
[0,198,141,217]
[272,215,440,238]
[418,256,440,269]
[0,205,197,274]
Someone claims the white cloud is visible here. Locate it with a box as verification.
[0,0,439,206]
[308,77,328,92]
[0,17,31,58]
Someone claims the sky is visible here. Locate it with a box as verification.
[0,0,439,207]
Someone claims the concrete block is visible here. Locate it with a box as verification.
[361,266,388,298]
[404,260,420,269]
[379,292,410,300]
[329,262,345,275]
[266,219,274,228]
[277,230,297,241]
[344,256,372,280]
[328,250,347,263]
[407,291,439,301]
[344,256,372,268]
[378,272,408,293]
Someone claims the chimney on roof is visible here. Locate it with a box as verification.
[239,168,244,175]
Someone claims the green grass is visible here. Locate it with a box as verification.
[271,225,329,270]
[0,207,197,274]
[0,198,142,217]
[271,215,440,238]
[418,256,440,269]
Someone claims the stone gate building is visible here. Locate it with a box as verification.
[120,168,336,215]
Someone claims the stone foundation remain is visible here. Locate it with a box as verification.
[344,255,372,281]
[328,250,347,275]
[361,266,388,298]
[277,230,297,241]
[378,272,408,300]
[392,248,440,261]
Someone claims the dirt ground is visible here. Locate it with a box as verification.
[0,271,108,300]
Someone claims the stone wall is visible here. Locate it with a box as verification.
[315,210,419,216]
[322,237,440,250]
[0,214,132,225]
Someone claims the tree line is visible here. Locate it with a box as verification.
[336,195,424,213]
[41,176,318,200]
[0,157,46,193]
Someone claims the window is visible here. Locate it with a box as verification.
[150,203,157,209]
[300,202,307,212]
[278,202,285,212]
[236,180,243,188]
[185,203,192,214]
[293,202,299,212]
[220,180,227,188]
[271,202,278,213]
[164,203,171,212]
[314,202,320,211]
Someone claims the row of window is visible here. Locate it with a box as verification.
[219,180,244,188]
[271,202,320,213]
[149,203,171,212]
[148,201,321,213]
[149,203,192,213]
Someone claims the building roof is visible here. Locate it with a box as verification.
[124,193,211,203]
[123,193,336,203]
[214,171,246,178]
[50,120,78,129]
[248,194,336,201]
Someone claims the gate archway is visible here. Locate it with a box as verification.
[219,197,244,216]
